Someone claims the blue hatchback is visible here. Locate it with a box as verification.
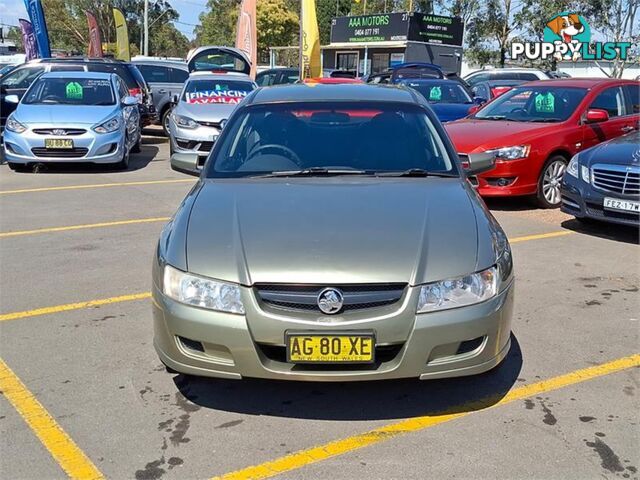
[398,79,478,123]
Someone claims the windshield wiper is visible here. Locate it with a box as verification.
[374,168,456,178]
[252,167,368,178]
[476,115,506,121]
[528,118,563,123]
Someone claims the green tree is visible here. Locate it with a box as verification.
[467,0,515,67]
[578,0,639,78]
[197,0,299,58]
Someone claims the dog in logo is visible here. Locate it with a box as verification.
[547,13,585,61]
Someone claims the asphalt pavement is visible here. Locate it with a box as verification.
[0,132,638,480]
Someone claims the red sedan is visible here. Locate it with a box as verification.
[446,78,639,207]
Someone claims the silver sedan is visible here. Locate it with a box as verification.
[155,84,514,382]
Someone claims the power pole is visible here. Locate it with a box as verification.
[144,0,149,56]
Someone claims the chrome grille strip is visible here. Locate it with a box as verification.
[591,163,640,195]
[256,284,406,313]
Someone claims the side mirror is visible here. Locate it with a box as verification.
[461,152,496,176]
[122,96,138,107]
[584,108,609,124]
[473,96,486,105]
[171,153,201,177]
[171,94,178,105]
[5,94,19,104]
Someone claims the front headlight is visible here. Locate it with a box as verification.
[417,266,498,313]
[173,114,198,129]
[486,145,530,160]
[163,264,244,314]
[6,115,27,133]
[93,117,120,134]
[581,165,590,183]
[566,155,579,178]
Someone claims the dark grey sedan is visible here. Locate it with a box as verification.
[562,130,639,226]
[153,84,514,381]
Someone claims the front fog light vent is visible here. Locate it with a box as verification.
[178,336,205,353]
[456,336,485,355]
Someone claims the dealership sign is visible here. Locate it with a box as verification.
[511,12,631,61]
[330,12,463,46]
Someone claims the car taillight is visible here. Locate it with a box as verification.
[129,88,143,103]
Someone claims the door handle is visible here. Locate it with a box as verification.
[621,125,635,132]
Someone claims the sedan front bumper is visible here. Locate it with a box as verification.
[169,120,220,161]
[3,127,125,164]
[561,174,640,227]
[153,276,514,382]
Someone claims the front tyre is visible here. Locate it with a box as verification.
[536,155,567,208]
[131,134,142,154]
[8,162,28,172]
[114,138,130,170]
[162,108,172,137]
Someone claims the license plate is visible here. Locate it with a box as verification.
[45,138,74,149]
[286,333,374,363]
[603,197,640,213]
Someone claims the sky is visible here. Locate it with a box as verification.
[0,0,205,40]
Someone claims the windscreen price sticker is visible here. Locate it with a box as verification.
[186,90,250,105]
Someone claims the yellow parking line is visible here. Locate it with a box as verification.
[0,228,577,322]
[0,292,152,322]
[0,179,194,196]
[510,230,575,243]
[213,353,640,480]
[0,358,104,479]
[0,217,170,239]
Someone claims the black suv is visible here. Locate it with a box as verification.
[0,58,156,132]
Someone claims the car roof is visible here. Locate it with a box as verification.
[522,78,633,88]
[28,57,127,64]
[40,71,114,80]
[133,59,188,70]
[468,68,544,74]
[398,78,459,85]
[188,71,252,80]
[248,84,419,105]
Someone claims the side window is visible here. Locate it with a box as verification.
[517,73,539,81]
[137,64,171,83]
[2,66,45,89]
[170,68,189,83]
[466,73,489,86]
[623,84,639,114]
[118,79,128,100]
[256,72,276,86]
[590,87,626,117]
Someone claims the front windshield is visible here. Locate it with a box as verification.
[207,102,457,178]
[22,77,115,106]
[182,79,254,105]
[475,86,587,122]
[405,82,472,104]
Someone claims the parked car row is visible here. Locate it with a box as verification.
[2,52,638,227]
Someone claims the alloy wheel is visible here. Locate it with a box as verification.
[542,159,566,206]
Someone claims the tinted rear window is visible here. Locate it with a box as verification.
[86,64,137,88]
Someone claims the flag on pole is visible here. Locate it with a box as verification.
[301,0,321,79]
[113,8,131,61]
[235,0,257,79]
[86,11,103,57]
[23,0,51,58]
[18,19,38,61]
